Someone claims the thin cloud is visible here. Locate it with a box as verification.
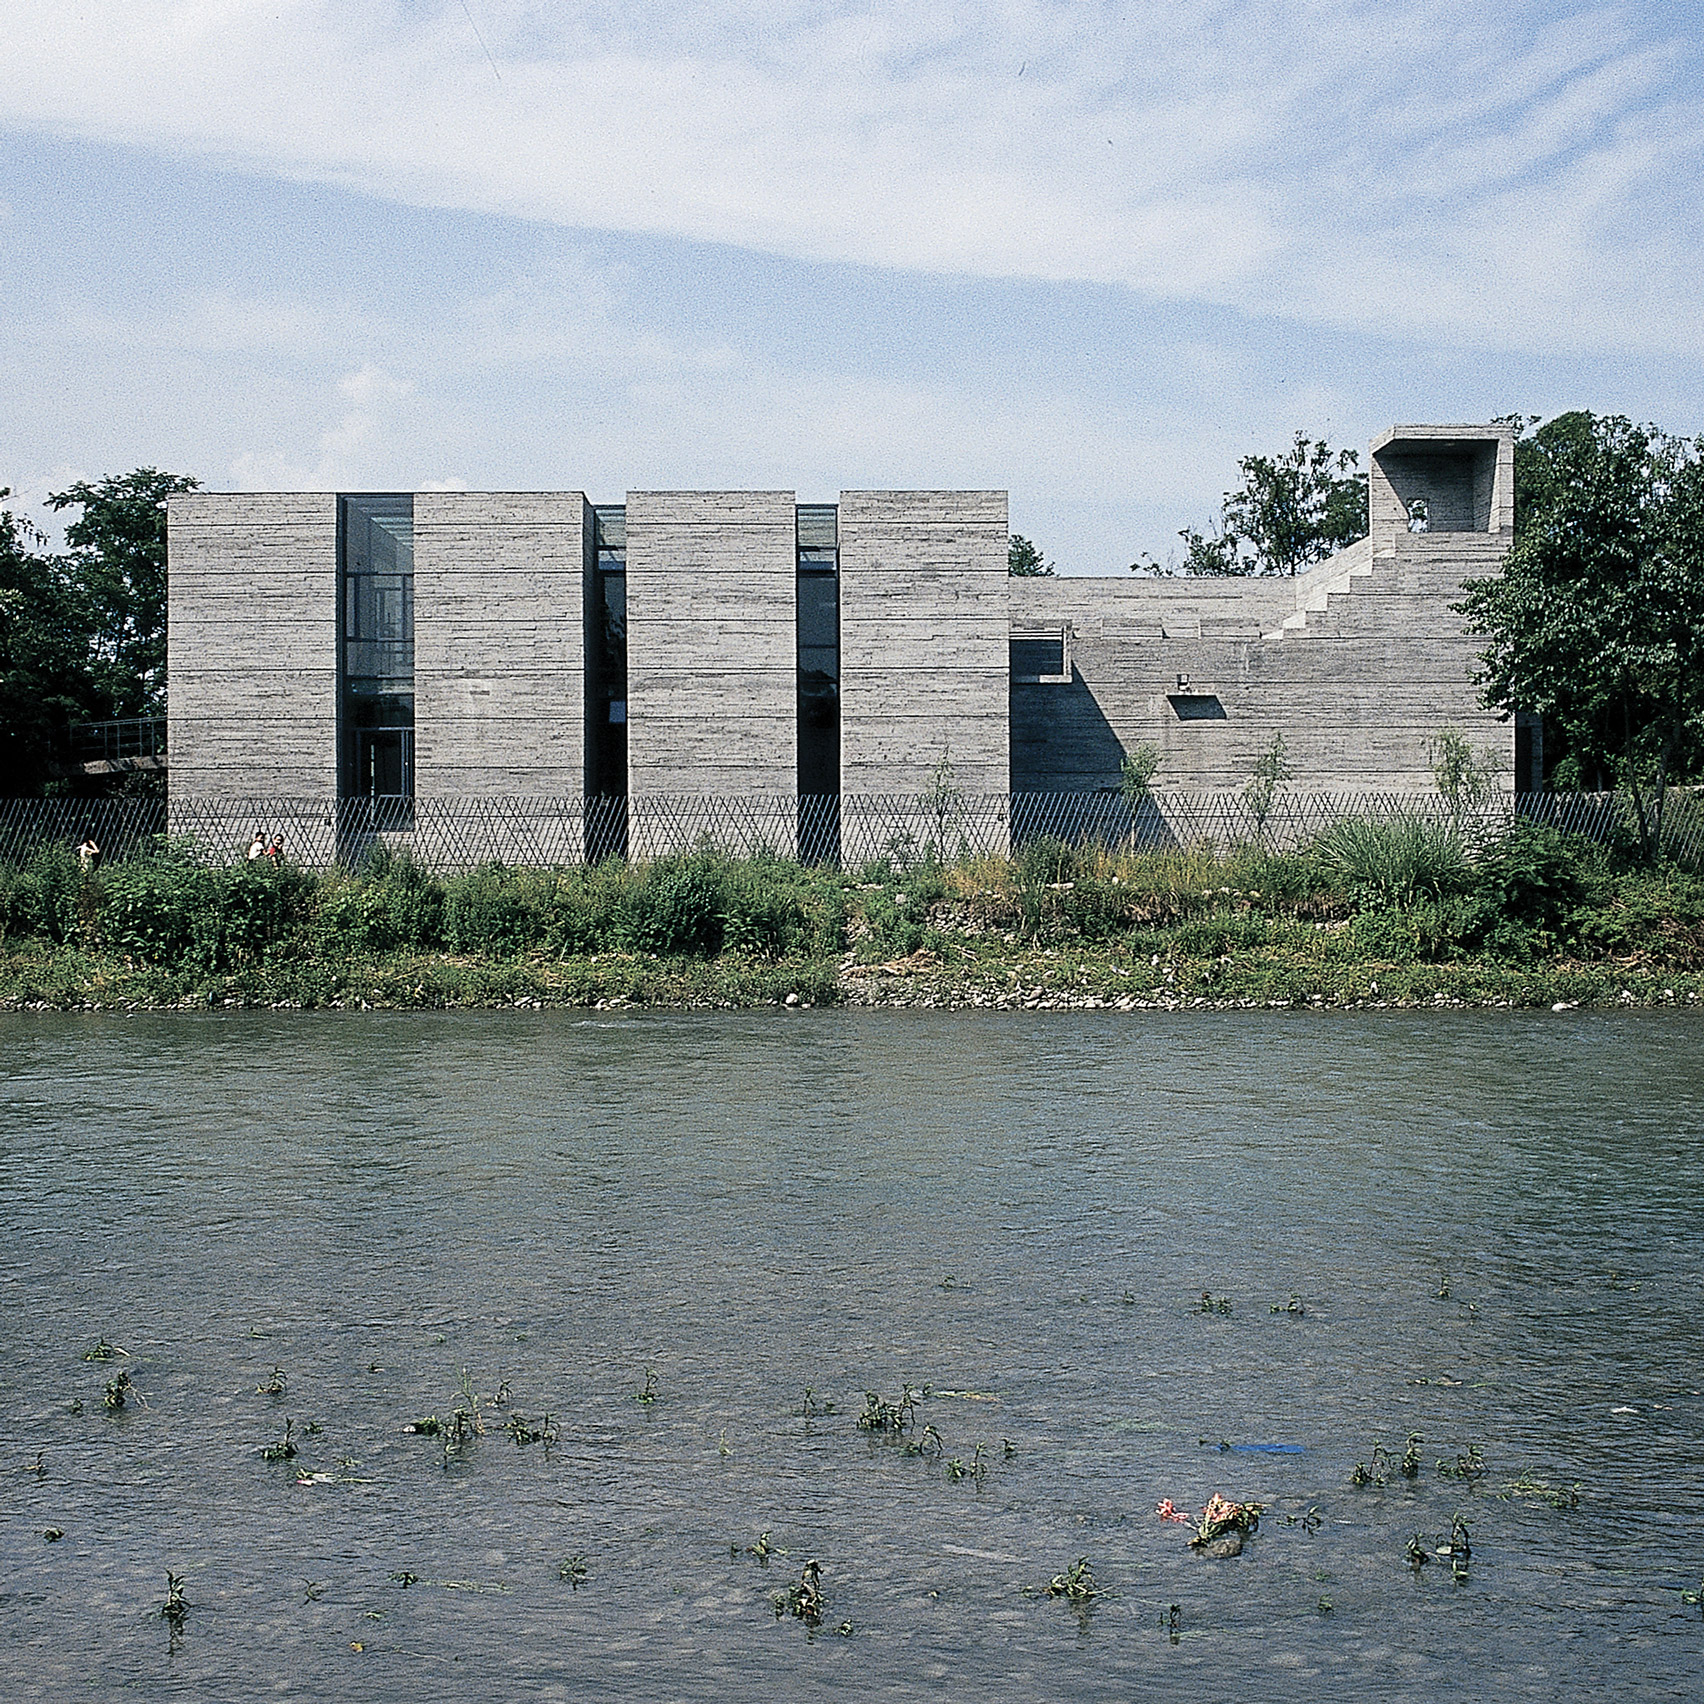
[3,1,1700,354]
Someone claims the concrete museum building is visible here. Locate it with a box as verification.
[166,422,1527,860]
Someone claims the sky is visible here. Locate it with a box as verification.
[2,0,1701,573]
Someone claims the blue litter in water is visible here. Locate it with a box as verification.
[1228,1444,1304,1454]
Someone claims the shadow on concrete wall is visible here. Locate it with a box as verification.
[1011,671,1180,851]
[1011,672,1128,793]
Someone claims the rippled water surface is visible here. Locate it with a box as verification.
[3,1009,1703,1701]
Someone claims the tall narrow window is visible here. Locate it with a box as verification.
[587,505,630,860]
[339,494,414,809]
[796,505,839,863]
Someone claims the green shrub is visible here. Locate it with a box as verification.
[1170,912,1281,956]
[620,855,726,956]
[443,864,548,955]
[219,861,317,965]
[101,856,216,965]
[1471,821,1592,941]
[9,847,83,944]
[721,858,843,958]
[857,886,926,959]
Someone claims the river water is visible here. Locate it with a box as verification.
[2,1010,1702,1701]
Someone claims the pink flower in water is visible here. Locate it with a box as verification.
[1155,1499,1192,1524]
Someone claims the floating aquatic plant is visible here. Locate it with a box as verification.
[1439,1514,1473,1581]
[1351,1440,1393,1487]
[43,1527,64,1541]
[1270,1294,1306,1316]
[159,1571,190,1631]
[1046,1558,1096,1601]
[559,1555,588,1590]
[82,1338,126,1363]
[774,1558,823,1624]
[1197,1292,1233,1315]
[857,1384,920,1436]
[1498,1472,1578,1509]
[255,1366,287,1396]
[505,1411,558,1447]
[1438,1445,1486,1483]
[103,1370,137,1411]
[1399,1434,1424,1479]
[261,1417,298,1462]
[634,1368,658,1406]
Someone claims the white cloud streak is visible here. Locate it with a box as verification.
[3,2,1700,355]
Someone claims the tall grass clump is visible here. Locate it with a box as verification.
[1310,814,1469,908]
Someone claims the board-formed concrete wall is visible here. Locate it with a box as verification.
[414,492,588,800]
[839,491,1009,789]
[167,492,341,859]
[1011,530,1511,794]
[625,490,798,853]
[839,490,1011,858]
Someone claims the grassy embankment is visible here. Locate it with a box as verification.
[2,819,1703,1012]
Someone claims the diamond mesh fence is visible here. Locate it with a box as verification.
[0,790,1699,871]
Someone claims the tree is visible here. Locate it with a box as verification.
[47,468,200,718]
[1139,430,1368,576]
[1008,533,1054,576]
[1456,413,1704,860]
[0,493,94,793]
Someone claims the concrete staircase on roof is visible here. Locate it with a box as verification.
[1263,531,1506,642]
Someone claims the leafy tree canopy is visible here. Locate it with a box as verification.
[0,469,198,794]
[1457,412,1704,856]
[1008,533,1054,576]
[47,468,200,719]
[1,493,89,793]
[1135,430,1368,577]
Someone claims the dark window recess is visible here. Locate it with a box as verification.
[587,505,629,859]
[1011,636,1065,679]
[339,495,414,803]
[1168,693,1227,720]
[797,505,840,864]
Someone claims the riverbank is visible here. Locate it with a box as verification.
[4,824,1701,1012]
[2,940,1699,1013]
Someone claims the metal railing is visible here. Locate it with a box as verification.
[70,717,167,765]
[0,790,1700,871]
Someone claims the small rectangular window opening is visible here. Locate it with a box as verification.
[1168,693,1227,720]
